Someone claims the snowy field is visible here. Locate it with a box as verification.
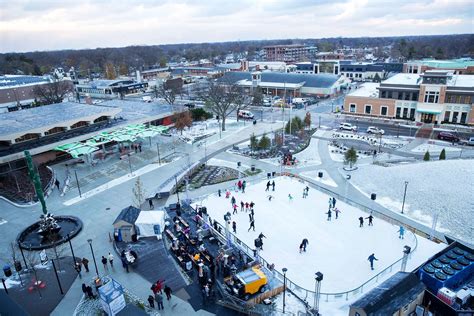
[207,158,250,171]
[300,169,338,187]
[351,159,474,243]
[411,142,461,153]
[199,176,442,293]
[260,137,321,167]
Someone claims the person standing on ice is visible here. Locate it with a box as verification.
[249,208,254,221]
[366,215,374,226]
[359,216,364,227]
[232,203,238,215]
[265,181,271,191]
[240,201,244,212]
[232,221,237,233]
[328,197,333,210]
[332,197,336,208]
[302,188,307,198]
[258,233,266,240]
[326,209,332,221]
[248,219,255,232]
[242,181,246,193]
[334,208,341,219]
[301,238,309,252]
[288,194,293,202]
[368,253,378,270]
[272,180,275,191]
[398,226,405,239]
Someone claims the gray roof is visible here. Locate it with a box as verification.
[0,75,50,88]
[99,99,174,122]
[220,71,340,88]
[0,102,119,137]
[113,206,141,225]
[350,272,425,315]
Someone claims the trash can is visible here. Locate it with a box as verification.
[3,265,12,277]
[318,171,323,178]
[371,193,376,200]
[253,120,257,125]
[272,171,276,177]
[251,165,256,172]
[267,173,271,179]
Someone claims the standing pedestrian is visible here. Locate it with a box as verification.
[326,209,332,221]
[366,215,374,226]
[245,202,249,212]
[328,197,333,210]
[398,226,405,239]
[155,292,164,310]
[55,179,60,191]
[240,201,244,212]
[148,295,155,308]
[218,189,221,197]
[265,181,270,191]
[334,208,341,219]
[272,180,275,191]
[108,252,114,267]
[232,221,237,233]
[301,238,309,252]
[368,253,378,270]
[82,257,90,272]
[121,257,129,273]
[101,256,108,271]
[75,262,82,278]
[332,197,336,208]
[86,285,95,299]
[242,181,246,193]
[248,219,255,232]
[302,188,307,198]
[148,199,154,209]
[232,203,238,214]
[164,285,172,300]
[359,216,364,227]
[231,196,236,205]
[81,283,87,296]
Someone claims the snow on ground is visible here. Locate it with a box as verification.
[201,176,440,294]
[300,170,338,187]
[411,142,461,153]
[207,158,250,171]
[293,137,321,166]
[328,144,371,162]
[351,159,474,243]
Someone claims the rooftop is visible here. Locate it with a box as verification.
[351,272,426,315]
[347,82,380,97]
[0,75,51,89]
[99,99,174,122]
[381,73,421,86]
[408,58,474,69]
[113,206,141,225]
[220,71,341,88]
[0,102,120,139]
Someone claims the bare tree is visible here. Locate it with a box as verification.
[132,177,146,210]
[153,84,181,105]
[197,79,248,132]
[33,79,73,105]
[173,111,193,134]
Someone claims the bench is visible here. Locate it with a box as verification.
[177,216,190,229]
[165,229,177,241]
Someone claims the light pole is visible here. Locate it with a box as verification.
[401,181,408,214]
[156,143,161,165]
[127,153,133,175]
[66,233,77,267]
[378,133,383,153]
[397,123,400,138]
[87,239,99,276]
[174,175,180,204]
[282,267,288,313]
[313,272,324,314]
[74,170,82,198]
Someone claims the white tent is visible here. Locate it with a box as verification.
[135,210,166,239]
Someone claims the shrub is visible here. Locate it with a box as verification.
[423,150,430,161]
[190,108,213,121]
[344,147,357,168]
[439,149,446,160]
[258,133,271,150]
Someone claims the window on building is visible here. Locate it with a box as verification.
[424,91,440,103]
[444,111,451,122]
[365,105,371,114]
[460,112,467,124]
[381,91,387,98]
[412,92,419,101]
[396,107,401,118]
[380,106,388,116]
[404,93,410,100]
[452,111,459,123]
[410,108,415,119]
[402,108,408,118]
[350,104,356,113]
[387,91,393,99]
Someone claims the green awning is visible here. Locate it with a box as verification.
[68,145,99,158]
[416,109,442,114]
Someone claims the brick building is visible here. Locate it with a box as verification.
[343,70,474,125]
[404,58,474,75]
[263,44,317,63]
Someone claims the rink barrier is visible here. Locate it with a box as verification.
[189,175,422,307]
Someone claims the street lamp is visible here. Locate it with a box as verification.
[401,181,409,214]
[313,272,324,314]
[127,153,133,175]
[282,267,288,313]
[87,239,99,276]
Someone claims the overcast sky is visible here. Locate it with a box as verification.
[0,0,472,53]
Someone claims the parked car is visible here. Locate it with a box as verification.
[460,137,474,146]
[238,110,254,120]
[339,123,357,131]
[367,126,385,135]
[437,131,459,142]
[183,103,195,108]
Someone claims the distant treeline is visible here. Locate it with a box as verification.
[1,34,472,77]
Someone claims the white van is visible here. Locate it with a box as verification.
[238,110,254,120]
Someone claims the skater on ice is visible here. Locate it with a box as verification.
[231,196,236,205]
[359,216,364,227]
[232,203,238,214]
[242,181,246,193]
[300,238,309,252]
[245,202,249,212]
[272,180,275,191]
[240,201,244,212]
[328,197,333,210]
[368,253,378,270]
[334,208,341,219]
[326,209,332,221]
[267,195,274,201]
[250,201,255,210]
[366,215,374,226]
[266,181,271,191]
[332,197,336,208]
[258,232,267,240]
[232,221,236,233]
[398,226,405,239]
[288,194,293,202]
[248,219,255,231]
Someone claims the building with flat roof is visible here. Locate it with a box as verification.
[404,58,474,75]
[219,71,349,97]
[0,75,73,113]
[263,44,317,63]
[75,79,148,99]
[343,70,474,125]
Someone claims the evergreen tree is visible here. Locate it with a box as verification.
[423,150,430,161]
[250,133,258,152]
[344,147,358,169]
[304,112,311,130]
[258,133,271,150]
[439,149,446,160]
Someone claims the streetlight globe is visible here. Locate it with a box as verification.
[87,239,92,244]
[282,267,288,274]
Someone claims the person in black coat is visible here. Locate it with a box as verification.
[164,285,172,300]
[301,238,309,252]
[366,215,374,226]
[359,216,364,227]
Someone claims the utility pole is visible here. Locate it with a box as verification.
[74,170,82,198]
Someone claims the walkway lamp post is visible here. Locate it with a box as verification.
[401,181,409,214]
[313,272,323,314]
[127,153,133,175]
[74,170,82,198]
[156,143,161,165]
[174,175,180,204]
[87,239,99,277]
[66,233,77,266]
[282,267,288,313]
